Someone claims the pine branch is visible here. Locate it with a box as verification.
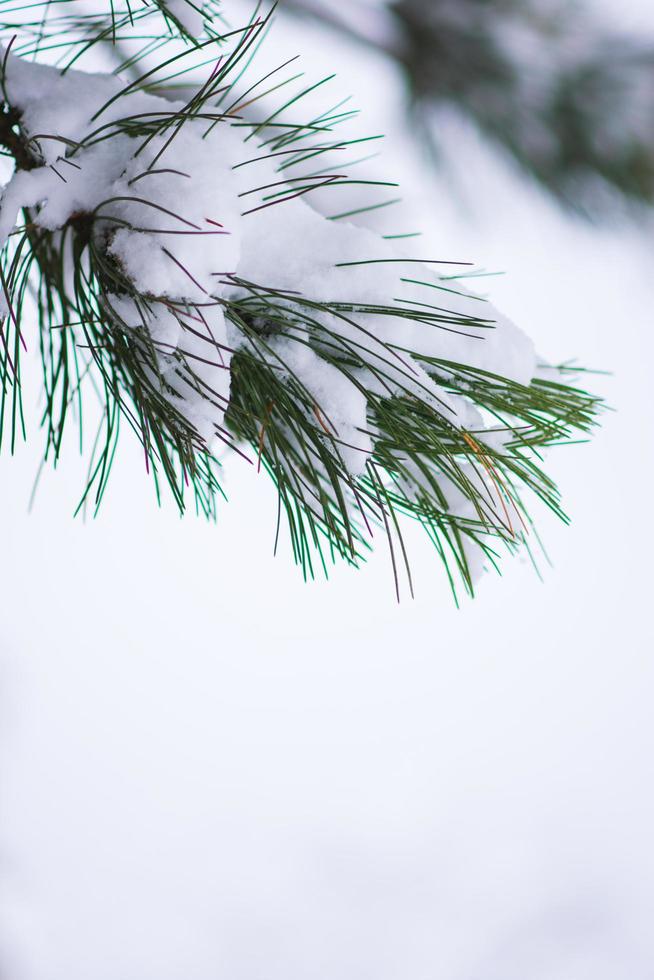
[0,2,603,600]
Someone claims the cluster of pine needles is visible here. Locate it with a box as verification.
[0,0,602,600]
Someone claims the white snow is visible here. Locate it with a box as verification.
[2,54,123,165]
[265,333,374,475]
[0,41,535,547]
[163,0,206,37]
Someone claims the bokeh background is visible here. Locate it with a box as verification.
[1,1,653,976]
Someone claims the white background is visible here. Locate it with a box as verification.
[1,2,653,977]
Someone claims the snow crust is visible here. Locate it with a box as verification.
[0,48,536,549]
[163,0,206,37]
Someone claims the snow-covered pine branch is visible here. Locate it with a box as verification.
[0,2,601,599]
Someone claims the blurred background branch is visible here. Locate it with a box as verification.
[281,0,654,216]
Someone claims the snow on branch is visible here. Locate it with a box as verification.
[0,3,602,599]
